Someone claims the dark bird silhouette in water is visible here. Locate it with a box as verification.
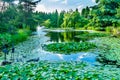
[27,57,39,62]
[1,61,12,66]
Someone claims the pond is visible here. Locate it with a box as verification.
[1,27,98,65]
[45,30,85,42]
[36,27,97,65]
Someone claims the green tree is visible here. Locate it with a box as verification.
[89,0,120,27]
[81,6,90,18]
[58,11,65,28]
[42,19,51,28]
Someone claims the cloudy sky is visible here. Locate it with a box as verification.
[35,0,96,13]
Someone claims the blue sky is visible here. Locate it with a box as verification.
[35,0,96,13]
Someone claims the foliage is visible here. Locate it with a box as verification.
[89,0,120,27]
[81,6,90,18]
[0,0,41,48]
[0,33,11,47]
[105,27,114,33]
[0,29,30,49]
[0,61,120,79]
[76,32,110,41]
[42,19,51,28]
[95,37,120,66]
[11,29,30,44]
[44,42,96,54]
[61,9,89,29]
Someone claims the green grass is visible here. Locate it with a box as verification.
[44,42,96,54]
[0,61,120,80]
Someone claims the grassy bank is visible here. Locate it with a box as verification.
[0,29,31,56]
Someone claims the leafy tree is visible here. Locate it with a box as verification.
[89,0,120,27]
[61,11,71,28]
[116,7,120,26]
[81,6,90,18]
[42,19,51,28]
[58,11,65,28]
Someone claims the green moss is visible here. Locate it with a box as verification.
[44,42,96,54]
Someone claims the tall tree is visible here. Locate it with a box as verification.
[89,0,120,27]
[58,11,65,28]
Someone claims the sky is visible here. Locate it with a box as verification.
[35,0,96,13]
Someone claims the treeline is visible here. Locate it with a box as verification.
[36,0,120,31]
[0,0,120,48]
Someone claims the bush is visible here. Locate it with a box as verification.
[0,29,31,48]
[105,27,113,33]
[0,33,12,47]
[11,29,30,44]
[86,26,95,30]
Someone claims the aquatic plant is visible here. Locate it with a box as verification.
[95,37,120,66]
[0,61,120,80]
[44,42,96,54]
[76,32,110,41]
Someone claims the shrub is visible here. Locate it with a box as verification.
[11,29,30,44]
[86,26,95,30]
[0,33,11,47]
[105,27,113,33]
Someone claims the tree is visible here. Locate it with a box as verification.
[89,0,120,27]
[116,7,120,26]
[81,6,90,18]
[42,19,51,28]
[61,11,71,28]
[58,11,65,28]
[49,10,59,28]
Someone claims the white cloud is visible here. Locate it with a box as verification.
[61,0,67,4]
[13,1,19,4]
[77,5,83,12]
[91,0,95,3]
[49,0,60,2]
[35,4,62,13]
[35,4,47,12]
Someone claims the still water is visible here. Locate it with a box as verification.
[36,27,97,65]
[45,30,87,42]
[4,27,97,65]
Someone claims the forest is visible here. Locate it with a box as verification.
[0,0,120,79]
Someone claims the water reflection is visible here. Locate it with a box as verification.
[38,51,96,64]
[28,28,97,65]
[45,31,87,42]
